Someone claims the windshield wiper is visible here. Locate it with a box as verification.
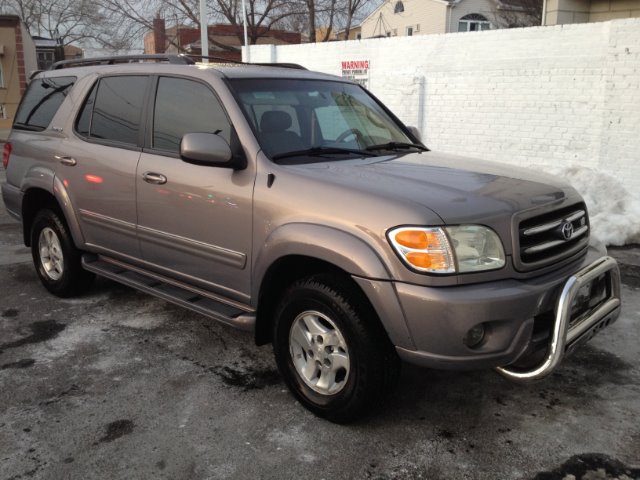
[365,142,428,152]
[272,146,378,161]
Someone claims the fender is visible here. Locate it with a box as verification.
[252,223,392,299]
[21,164,55,193]
[52,174,85,247]
[252,223,416,350]
[20,165,85,247]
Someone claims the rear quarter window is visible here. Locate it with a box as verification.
[13,76,76,131]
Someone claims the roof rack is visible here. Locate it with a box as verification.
[50,54,195,70]
[185,54,244,64]
[253,62,307,70]
[186,54,307,70]
[49,53,307,71]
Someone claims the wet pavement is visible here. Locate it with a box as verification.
[609,245,640,289]
[1,168,639,480]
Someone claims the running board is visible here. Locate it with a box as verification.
[81,254,255,331]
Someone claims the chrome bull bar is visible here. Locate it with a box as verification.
[496,256,621,382]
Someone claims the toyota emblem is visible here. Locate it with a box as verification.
[561,221,574,240]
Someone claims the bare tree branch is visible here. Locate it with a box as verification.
[491,0,542,28]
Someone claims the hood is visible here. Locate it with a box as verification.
[285,151,580,225]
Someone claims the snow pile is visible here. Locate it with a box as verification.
[532,164,640,246]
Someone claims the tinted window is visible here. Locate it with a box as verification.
[75,83,97,137]
[90,76,148,146]
[14,76,75,131]
[153,77,230,153]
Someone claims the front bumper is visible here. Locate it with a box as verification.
[362,243,621,376]
[495,255,620,381]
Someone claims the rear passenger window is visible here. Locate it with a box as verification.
[76,76,148,146]
[14,76,75,131]
[153,77,231,153]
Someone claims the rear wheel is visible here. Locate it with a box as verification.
[31,208,95,297]
[273,274,399,423]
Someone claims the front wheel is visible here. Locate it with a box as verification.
[30,208,95,297]
[273,274,399,423]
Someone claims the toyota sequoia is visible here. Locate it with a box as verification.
[1,55,621,423]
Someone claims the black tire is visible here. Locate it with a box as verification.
[273,274,400,423]
[30,208,95,298]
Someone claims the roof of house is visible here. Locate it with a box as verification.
[32,36,59,48]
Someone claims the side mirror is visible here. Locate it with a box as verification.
[180,133,245,169]
[407,126,422,143]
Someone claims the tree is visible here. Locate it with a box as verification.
[338,0,372,40]
[97,0,301,51]
[296,0,376,43]
[214,0,302,45]
[492,0,542,28]
[3,0,140,48]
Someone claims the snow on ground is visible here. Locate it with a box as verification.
[532,164,640,246]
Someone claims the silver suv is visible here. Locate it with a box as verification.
[1,55,622,422]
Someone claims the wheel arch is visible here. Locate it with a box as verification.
[252,223,392,293]
[21,175,84,248]
[254,255,351,345]
[252,224,393,346]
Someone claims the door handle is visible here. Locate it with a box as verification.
[142,172,167,185]
[55,155,77,166]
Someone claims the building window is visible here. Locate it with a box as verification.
[0,104,6,119]
[394,1,404,13]
[37,50,56,70]
[458,14,491,32]
[406,26,413,36]
[0,61,4,88]
[392,28,397,36]
[416,24,420,32]
[356,33,362,40]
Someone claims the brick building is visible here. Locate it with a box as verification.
[0,15,37,139]
[32,36,83,70]
[144,19,301,62]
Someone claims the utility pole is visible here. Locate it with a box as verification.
[242,0,250,62]
[199,0,209,63]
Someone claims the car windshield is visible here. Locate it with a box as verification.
[228,78,417,162]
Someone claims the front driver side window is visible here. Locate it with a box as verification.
[153,77,231,154]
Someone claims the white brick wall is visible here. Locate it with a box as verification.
[248,18,640,194]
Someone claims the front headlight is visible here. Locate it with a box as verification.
[445,225,506,272]
[388,225,505,274]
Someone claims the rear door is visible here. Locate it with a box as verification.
[136,75,254,301]
[59,75,150,257]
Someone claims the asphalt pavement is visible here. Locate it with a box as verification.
[1,167,639,480]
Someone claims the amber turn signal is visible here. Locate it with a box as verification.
[394,230,442,250]
[387,227,456,274]
[405,252,450,270]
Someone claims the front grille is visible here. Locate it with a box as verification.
[518,203,590,268]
